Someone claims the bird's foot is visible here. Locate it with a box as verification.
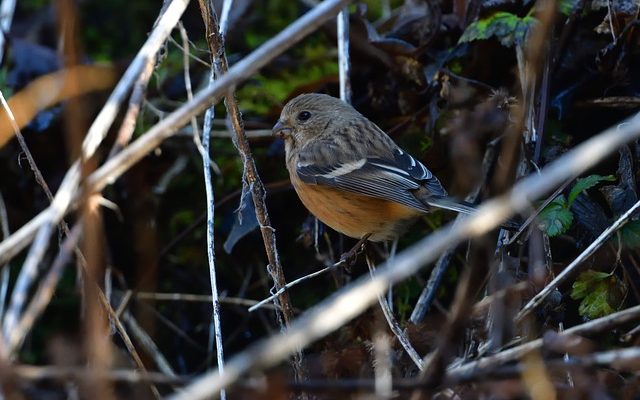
[339,234,371,270]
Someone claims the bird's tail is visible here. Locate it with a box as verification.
[425,197,521,231]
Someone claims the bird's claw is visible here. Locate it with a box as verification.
[338,233,371,271]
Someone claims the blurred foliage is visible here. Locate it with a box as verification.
[620,220,640,248]
[571,270,627,319]
[0,66,12,97]
[237,42,339,115]
[559,0,584,16]
[459,12,537,47]
[539,175,616,237]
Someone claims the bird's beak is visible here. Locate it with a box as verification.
[272,120,292,139]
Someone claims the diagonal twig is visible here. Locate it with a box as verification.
[365,253,425,371]
[516,197,640,322]
[167,109,640,400]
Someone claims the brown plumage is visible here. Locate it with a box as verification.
[273,93,483,242]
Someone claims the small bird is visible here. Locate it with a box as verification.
[273,93,493,242]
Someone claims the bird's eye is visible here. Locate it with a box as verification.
[297,111,311,121]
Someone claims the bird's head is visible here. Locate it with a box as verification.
[272,93,359,150]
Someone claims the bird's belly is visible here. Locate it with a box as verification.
[292,181,421,242]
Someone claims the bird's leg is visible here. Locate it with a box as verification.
[339,233,372,269]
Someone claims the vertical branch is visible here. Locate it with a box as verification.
[0,192,9,321]
[197,0,308,384]
[0,0,16,65]
[218,0,233,37]
[337,7,352,103]
[56,1,115,398]
[196,1,230,399]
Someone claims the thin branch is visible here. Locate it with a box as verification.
[516,197,640,322]
[198,0,319,385]
[408,237,455,324]
[1,167,78,344]
[248,260,345,312]
[0,192,10,321]
[366,253,425,371]
[449,303,640,379]
[288,347,640,391]
[196,1,227,398]
[121,311,177,377]
[81,0,190,158]
[0,0,16,65]
[0,0,191,266]
[337,6,352,103]
[13,365,188,385]
[219,0,233,35]
[0,0,352,270]
[0,91,54,202]
[167,110,640,400]
[6,224,82,353]
[372,330,393,398]
[409,139,496,324]
[108,55,155,156]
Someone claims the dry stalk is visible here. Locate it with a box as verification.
[168,109,640,400]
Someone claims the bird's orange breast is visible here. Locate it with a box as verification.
[290,177,422,242]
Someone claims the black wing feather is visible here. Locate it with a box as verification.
[297,148,447,212]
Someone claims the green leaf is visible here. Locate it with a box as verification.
[538,195,573,236]
[570,270,610,300]
[459,12,537,48]
[620,220,640,248]
[567,174,616,206]
[559,0,580,16]
[571,270,626,319]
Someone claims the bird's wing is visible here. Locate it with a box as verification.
[296,143,447,212]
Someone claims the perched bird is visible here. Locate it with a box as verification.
[273,93,495,242]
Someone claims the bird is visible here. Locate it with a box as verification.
[272,93,504,242]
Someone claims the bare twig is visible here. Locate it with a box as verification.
[218,0,233,35]
[13,365,188,385]
[0,0,353,268]
[2,167,78,344]
[199,0,325,385]
[248,260,345,312]
[121,311,177,377]
[372,330,393,398]
[409,141,496,324]
[6,224,82,353]
[0,9,188,395]
[108,57,155,156]
[196,2,228,398]
[0,0,16,65]
[408,237,455,324]
[0,0,191,266]
[81,0,190,158]
[337,6,352,103]
[288,347,640,391]
[168,110,640,400]
[0,91,54,201]
[516,197,640,322]
[366,254,425,371]
[418,240,492,390]
[449,303,640,379]
[0,192,10,320]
